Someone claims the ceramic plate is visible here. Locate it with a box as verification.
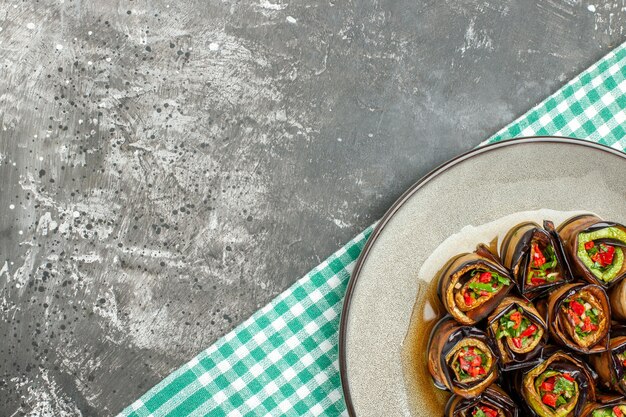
[339,137,626,416]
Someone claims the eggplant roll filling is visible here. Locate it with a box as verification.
[496,307,543,353]
[528,241,561,287]
[559,215,626,287]
[442,335,498,396]
[438,245,513,325]
[533,370,579,415]
[428,317,499,397]
[448,342,493,382]
[519,350,596,417]
[454,269,511,312]
[445,385,519,417]
[560,293,607,347]
[590,405,626,417]
[579,237,624,283]
[447,404,505,417]
[470,405,504,417]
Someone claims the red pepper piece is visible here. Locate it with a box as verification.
[532,243,546,267]
[601,244,615,266]
[591,243,616,267]
[542,393,557,407]
[468,366,485,377]
[520,324,537,338]
[464,290,474,306]
[510,311,522,329]
[582,316,597,333]
[511,337,522,349]
[479,271,492,283]
[459,356,470,372]
[567,309,582,326]
[541,376,555,393]
[474,406,499,417]
[570,300,585,316]
[614,406,624,417]
[592,252,603,264]
[585,241,595,250]
[530,277,547,286]
[471,355,482,367]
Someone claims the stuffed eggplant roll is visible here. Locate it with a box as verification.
[589,326,626,395]
[428,316,499,398]
[438,244,514,325]
[501,220,571,299]
[558,215,626,288]
[516,349,597,417]
[487,297,547,370]
[445,385,519,417]
[547,283,610,354]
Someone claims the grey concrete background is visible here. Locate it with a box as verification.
[0,0,625,415]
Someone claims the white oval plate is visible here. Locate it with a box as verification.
[339,137,626,417]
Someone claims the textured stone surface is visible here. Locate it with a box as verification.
[0,0,624,415]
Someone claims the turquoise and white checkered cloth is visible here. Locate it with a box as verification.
[119,43,626,417]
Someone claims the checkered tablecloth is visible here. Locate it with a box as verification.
[119,43,626,417]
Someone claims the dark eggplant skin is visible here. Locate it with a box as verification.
[487,296,548,371]
[514,347,598,417]
[547,283,611,354]
[427,316,499,398]
[589,326,626,396]
[437,244,514,325]
[500,220,572,300]
[610,279,626,321]
[444,384,519,417]
[558,214,626,289]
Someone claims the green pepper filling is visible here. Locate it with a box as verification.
[496,308,541,350]
[527,243,560,286]
[535,370,578,411]
[452,346,488,381]
[592,405,626,417]
[577,227,626,282]
[460,270,510,307]
[562,297,599,339]
[471,405,501,417]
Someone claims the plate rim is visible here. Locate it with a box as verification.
[338,136,626,416]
